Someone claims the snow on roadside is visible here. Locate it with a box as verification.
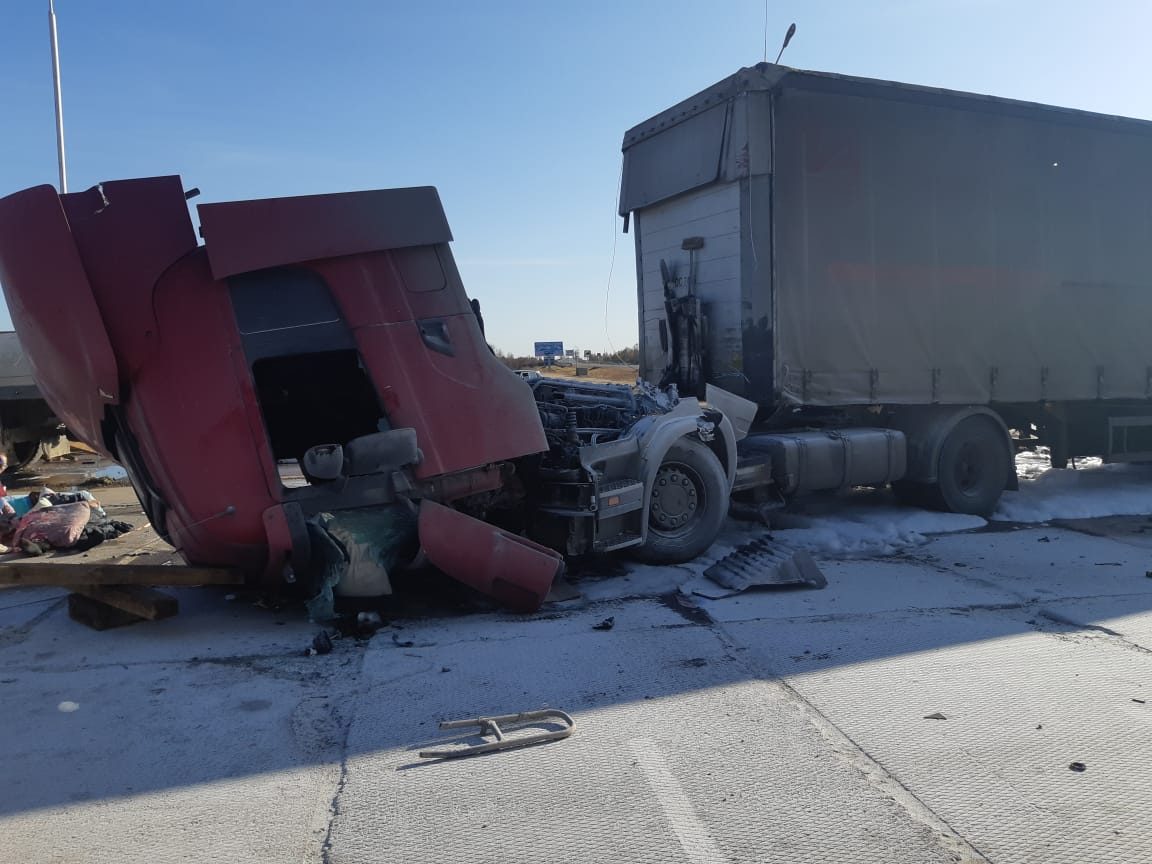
[596,451,1152,600]
[586,497,986,602]
[769,450,1152,557]
[996,462,1152,523]
[768,497,985,559]
[91,465,128,481]
[1015,445,1101,482]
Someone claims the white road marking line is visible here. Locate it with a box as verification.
[629,738,730,864]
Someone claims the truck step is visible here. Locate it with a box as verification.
[597,531,642,553]
[596,479,645,518]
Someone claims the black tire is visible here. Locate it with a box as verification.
[7,441,39,471]
[926,416,1009,517]
[633,437,727,564]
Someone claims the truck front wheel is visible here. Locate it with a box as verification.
[633,438,727,564]
[928,416,1009,517]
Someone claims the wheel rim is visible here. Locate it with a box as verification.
[649,461,706,537]
[953,441,984,494]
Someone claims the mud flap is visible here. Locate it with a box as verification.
[418,500,564,612]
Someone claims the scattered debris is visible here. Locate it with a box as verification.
[307,630,334,656]
[355,611,384,638]
[3,496,132,556]
[57,701,80,713]
[418,709,575,760]
[20,540,47,556]
[391,632,415,648]
[1037,536,1051,543]
[1069,761,1087,772]
[1094,562,1122,567]
[81,475,125,488]
[1133,698,1146,704]
[440,666,451,673]
[1036,724,1043,730]
[923,712,948,720]
[592,616,615,631]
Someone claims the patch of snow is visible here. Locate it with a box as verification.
[996,462,1152,523]
[90,465,127,480]
[57,701,80,713]
[1015,448,1052,482]
[759,487,986,559]
[769,502,985,559]
[1015,445,1101,481]
[599,452,1152,599]
[597,492,988,601]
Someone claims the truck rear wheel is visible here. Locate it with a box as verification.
[927,416,1009,517]
[633,438,727,564]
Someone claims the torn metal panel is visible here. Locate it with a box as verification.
[695,538,826,598]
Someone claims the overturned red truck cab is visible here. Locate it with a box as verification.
[0,177,747,613]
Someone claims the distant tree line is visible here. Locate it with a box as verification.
[492,345,640,369]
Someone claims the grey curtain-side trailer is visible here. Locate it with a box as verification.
[620,63,1152,516]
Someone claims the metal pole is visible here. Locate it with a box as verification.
[49,0,67,192]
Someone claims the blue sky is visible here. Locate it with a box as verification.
[2,1,1151,356]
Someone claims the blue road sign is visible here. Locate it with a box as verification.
[534,341,563,358]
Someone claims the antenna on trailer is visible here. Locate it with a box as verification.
[774,22,797,65]
[48,0,67,192]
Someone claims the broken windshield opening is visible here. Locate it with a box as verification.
[251,349,385,472]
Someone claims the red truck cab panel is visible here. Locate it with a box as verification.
[0,177,548,588]
[0,184,120,449]
[60,177,199,383]
[198,186,453,280]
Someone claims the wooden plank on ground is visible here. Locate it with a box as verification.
[67,593,146,631]
[71,585,179,621]
[0,563,243,587]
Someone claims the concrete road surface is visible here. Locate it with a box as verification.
[3,475,1152,862]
